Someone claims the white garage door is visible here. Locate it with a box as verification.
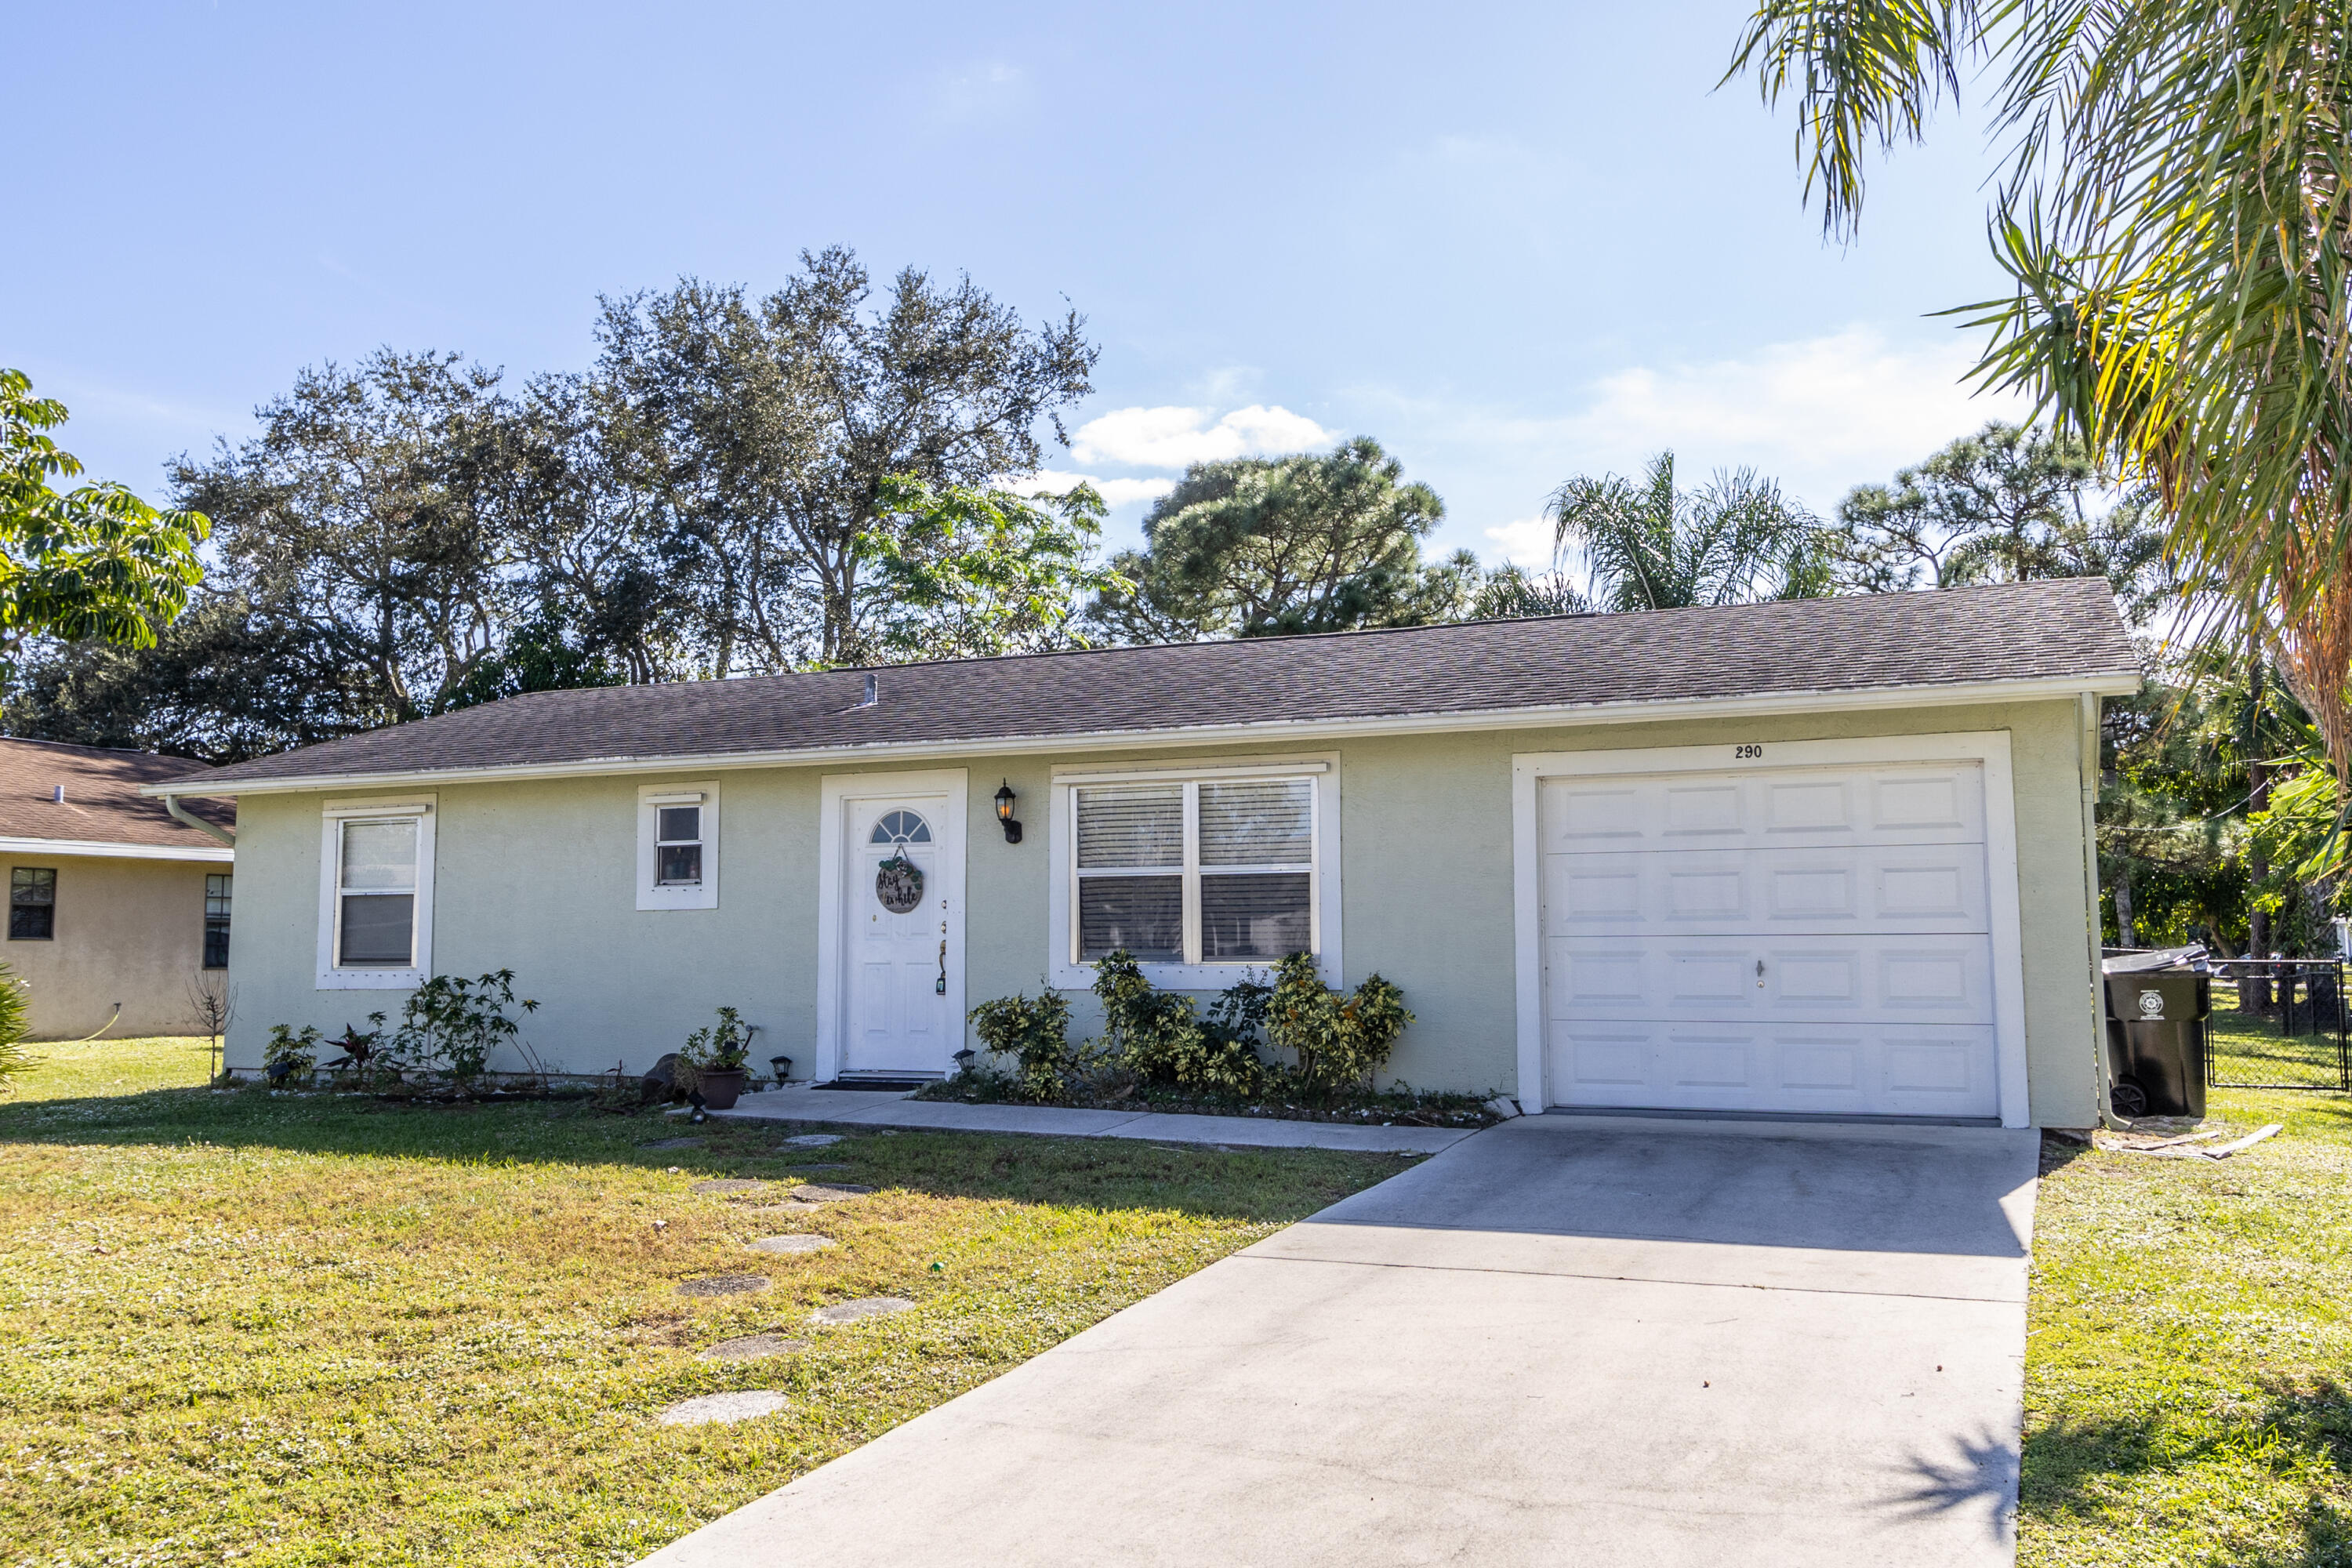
[1539,760,2001,1119]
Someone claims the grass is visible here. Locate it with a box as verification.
[2022,1083,2352,1566]
[0,1036,1411,1566]
[2208,979,2347,1091]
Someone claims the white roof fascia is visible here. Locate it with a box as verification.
[141,670,2146,800]
[0,833,234,864]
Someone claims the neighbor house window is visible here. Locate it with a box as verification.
[316,801,434,988]
[9,868,55,942]
[1071,775,1316,966]
[637,786,720,910]
[203,873,232,969]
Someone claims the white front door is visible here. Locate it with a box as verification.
[1538,760,2001,1118]
[842,795,960,1076]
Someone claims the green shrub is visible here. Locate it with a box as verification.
[0,966,32,1094]
[1094,951,1268,1098]
[383,970,539,1081]
[970,985,1087,1101]
[1266,953,1414,1096]
[263,1023,322,1082]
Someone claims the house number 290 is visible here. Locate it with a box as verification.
[1733,743,1765,760]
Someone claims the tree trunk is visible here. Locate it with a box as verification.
[2249,647,2274,1007]
[2114,872,2138,949]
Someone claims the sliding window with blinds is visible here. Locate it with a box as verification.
[1073,775,1316,965]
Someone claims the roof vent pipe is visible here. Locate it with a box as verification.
[51,786,64,803]
[862,672,878,707]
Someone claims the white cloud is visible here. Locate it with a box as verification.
[1483,515,1555,569]
[1559,327,2034,503]
[1069,405,1335,470]
[1014,470,1178,509]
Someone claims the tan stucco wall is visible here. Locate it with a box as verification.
[221,696,2102,1125]
[2,853,223,1039]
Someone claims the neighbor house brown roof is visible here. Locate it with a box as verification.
[165,579,2141,793]
[0,739,232,850]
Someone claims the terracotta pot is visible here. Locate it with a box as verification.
[697,1067,748,1110]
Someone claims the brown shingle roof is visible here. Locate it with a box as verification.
[0,739,231,849]
[172,580,2140,793]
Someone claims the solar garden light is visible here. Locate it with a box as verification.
[769,1054,793,1085]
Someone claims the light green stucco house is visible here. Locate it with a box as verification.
[150,580,2140,1128]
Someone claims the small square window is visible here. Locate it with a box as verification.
[10,867,56,942]
[639,789,718,909]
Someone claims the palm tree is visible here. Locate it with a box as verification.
[1547,451,1828,612]
[1726,2,2352,789]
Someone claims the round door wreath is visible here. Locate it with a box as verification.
[875,852,924,913]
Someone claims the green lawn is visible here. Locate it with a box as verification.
[2022,1082,2352,1566]
[0,1037,1411,1566]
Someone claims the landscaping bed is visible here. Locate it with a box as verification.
[913,1066,1498,1128]
[2021,1085,2352,1564]
[0,1036,1410,1566]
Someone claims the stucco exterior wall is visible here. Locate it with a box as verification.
[2,852,222,1039]
[221,696,2100,1126]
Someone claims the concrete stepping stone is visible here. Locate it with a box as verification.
[642,1137,703,1150]
[702,1334,808,1362]
[677,1274,770,1298]
[786,1183,876,1203]
[746,1234,835,1255]
[782,1134,843,1147]
[691,1178,766,1196]
[658,1390,789,1425]
[811,1296,914,1325]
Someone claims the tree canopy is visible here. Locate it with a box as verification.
[1546,451,1826,611]
[0,369,209,689]
[1087,437,1477,641]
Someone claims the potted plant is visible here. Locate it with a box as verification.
[680,1007,757,1110]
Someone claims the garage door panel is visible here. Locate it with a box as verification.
[1547,1022,1999,1117]
[1539,763,1985,852]
[1548,935,1994,1024]
[1541,845,1989,935]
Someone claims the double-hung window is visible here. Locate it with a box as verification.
[1069,771,1319,969]
[317,801,434,987]
[9,868,56,941]
[637,785,720,909]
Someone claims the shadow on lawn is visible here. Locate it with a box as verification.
[0,1083,1393,1225]
[2021,1377,2352,1565]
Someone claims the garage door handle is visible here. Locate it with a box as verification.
[1756,958,1766,988]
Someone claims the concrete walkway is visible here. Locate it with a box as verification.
[643,1115,2040,1568]
[709,1082,1479,1154]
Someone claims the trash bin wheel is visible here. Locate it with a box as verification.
[2110,1078,2150,1120]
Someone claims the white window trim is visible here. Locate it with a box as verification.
[1508,731,2029,1128]
[637,782,720,910]
[315,797,436,990]
[1047,754,1341,991]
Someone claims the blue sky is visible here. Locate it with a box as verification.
[7,1,2031,566]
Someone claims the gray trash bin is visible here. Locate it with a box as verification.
[2101,957,2210,1119]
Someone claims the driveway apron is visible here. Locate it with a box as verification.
[641,1116,2040,1568]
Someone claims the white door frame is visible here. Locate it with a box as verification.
[815,768,969,1082]
[1511,731,2030,1128]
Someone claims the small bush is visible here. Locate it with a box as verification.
[1266,953,1414,1097]
[383,970,540,1081]
[970,985,1089,1101]
[263,1024,321,1082]
[1094,951,1268,1097]
[0,966,33,1094]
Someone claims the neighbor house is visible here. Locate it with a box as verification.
[148,580,2140,1127]
[0,738,236,1038]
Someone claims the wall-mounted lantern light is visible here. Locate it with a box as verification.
[993,780,1023,844]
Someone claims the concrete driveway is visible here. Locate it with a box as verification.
[642,1115,2041,1568]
